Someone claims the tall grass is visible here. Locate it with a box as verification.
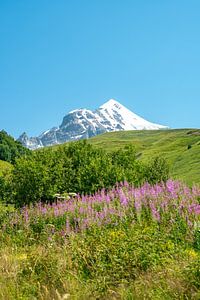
[1,180,200,299]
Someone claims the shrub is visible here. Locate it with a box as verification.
[9,141,169,206]
[145,156,169,185]
[0,130,30,163]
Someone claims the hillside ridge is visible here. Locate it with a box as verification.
[87,128,200,185]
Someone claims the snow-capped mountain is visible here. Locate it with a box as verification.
[18,99,168,150]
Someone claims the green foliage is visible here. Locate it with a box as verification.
[0,176,5,201]
[0,130,30,163]
[0,144,12,162]
[0,203,15,227]
[71,223,173,288]
[1,179,200,299]
[1,206,200,299]
[0,176,7,203]
[11,149,66,206]
[145,156,170,184]
[10,141,169,206]
[111,145,145,185]
[193,229,200,250]
[89,128,200,185]
[185,256,200,290]
[0,169,13,203]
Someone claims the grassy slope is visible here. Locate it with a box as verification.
[88,129,200,185]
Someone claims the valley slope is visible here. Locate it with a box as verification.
[88,129,200,185]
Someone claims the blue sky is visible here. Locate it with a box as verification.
[1,0,200,138]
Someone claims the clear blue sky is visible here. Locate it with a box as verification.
[1,0,200,138]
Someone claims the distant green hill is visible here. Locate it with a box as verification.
[88,129,200,185]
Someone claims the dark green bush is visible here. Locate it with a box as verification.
[0,130,30,163]
[145,156,169,185]
[0,144,12,162]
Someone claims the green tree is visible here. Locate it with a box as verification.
[145,156,169,184]
[0,144,12,162]
[0,130,30,163]
[111,145,145,186]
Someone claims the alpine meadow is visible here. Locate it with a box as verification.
[1,1,200,299]
[1,128,200,299]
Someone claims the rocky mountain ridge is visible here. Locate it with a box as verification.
[18,99,168,150]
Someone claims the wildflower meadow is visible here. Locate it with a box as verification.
[1,179,200,299]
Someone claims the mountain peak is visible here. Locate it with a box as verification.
[18,99,168,150]
[69,108,86,114]
[100,99,123,110]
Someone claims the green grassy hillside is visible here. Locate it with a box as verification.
[88,129,200,185]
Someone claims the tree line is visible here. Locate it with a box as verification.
[0,140,169,207]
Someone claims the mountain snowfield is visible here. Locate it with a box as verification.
[18,99,168,150]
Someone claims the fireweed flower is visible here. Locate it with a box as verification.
[5,180,200,236]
